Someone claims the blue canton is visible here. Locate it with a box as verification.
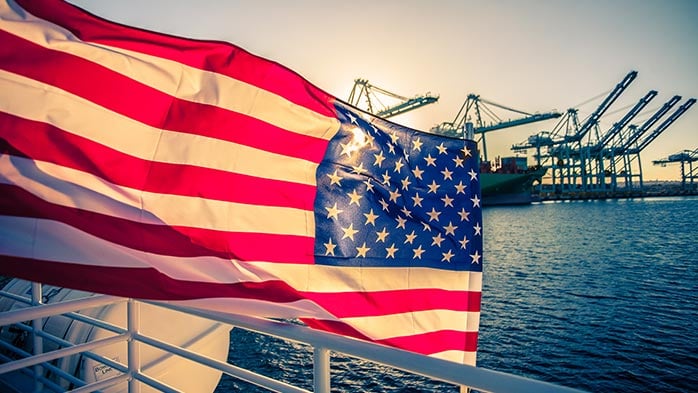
[314,102,482,271]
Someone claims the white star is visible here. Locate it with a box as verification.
[459,235,469,249]
[324,238,336,256]
[442,250,455,263]
[470,250,481,264]
[352,162,367,175]
[379,199,390,211]
[374,151,386,167]
[356,242,370,258]
[396,216,407,229]
[453,156,464,168]
[473,222,482,236]
[404,230,417,244]
[436,143,448,155]
[340,142,355,158]
[454,181,467,194]
[363,209,379,226]
[427,207,441,222]
[458,208,471,222]
[341,224,359,241]
[411,193,424,207]
[427,180,440,194]
[390,132,400,144]
[441,167,453,180]
[376,227,389,242]
[394,159,405,173]
[401,177,412,190]
[412,137,423,151]
[364,178,375,192]
[471,194,481,208]
[400,206,412,218]
[441,194,454,207]
[412,166,424,180]
[327,170,342,186]
[431,233,445,247]
[389,188,402,203]
[347,112,358,124]
[412,245,425,259]
[386,244,398,258]
[424,154,437,166]
[325,203,343,219]
[381,171,392,185]
[462,145,471,158]
[444,221,458,236]
[348,190,363,206]
[468,168,478,181]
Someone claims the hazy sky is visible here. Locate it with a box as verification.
[68,0,697,180]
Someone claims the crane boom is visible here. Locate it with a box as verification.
[347,78,438,119]
[563,70,637,144]
[634,98,696,152]
[376,96,439,118]
[611,95,682,154]
[474,112,562,133]
[653,149,698,165]
[431,93,560,135]
[593,90,657,151]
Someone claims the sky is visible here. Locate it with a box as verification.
[69,0,698,181]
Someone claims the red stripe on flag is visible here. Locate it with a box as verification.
[303,319,478,355]
[1,113,317,210]
[0,256,308,302]
[0,184,315,263]
[303,289,481,318]
[0,31,331,163]
[15,0,337,119]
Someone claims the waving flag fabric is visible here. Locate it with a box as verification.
[0,0,483,364]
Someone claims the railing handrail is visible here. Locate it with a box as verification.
[0,282,585,393]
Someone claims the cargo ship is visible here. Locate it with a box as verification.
[480,156,546,206]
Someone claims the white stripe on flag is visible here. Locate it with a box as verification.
[0,70,325,186]
[0,3,340,139]
[0,155,315,235]
[341,310,481,339]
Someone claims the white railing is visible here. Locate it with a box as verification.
[0,281,585,393]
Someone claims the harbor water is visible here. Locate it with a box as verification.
[217,196,698,392]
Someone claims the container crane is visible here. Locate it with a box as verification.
[511,108,580,161]
[653,149,698,191]
[347,78,438,119]
[611,97,695,190]
[580,90,658,190]
[431,94,561,161]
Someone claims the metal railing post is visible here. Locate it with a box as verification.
[30,282,43,393]
[127,298,141,393]
[313,346,330,393]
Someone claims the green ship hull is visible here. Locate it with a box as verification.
[480,168,546,206]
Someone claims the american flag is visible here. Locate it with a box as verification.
[0,0,482,364]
